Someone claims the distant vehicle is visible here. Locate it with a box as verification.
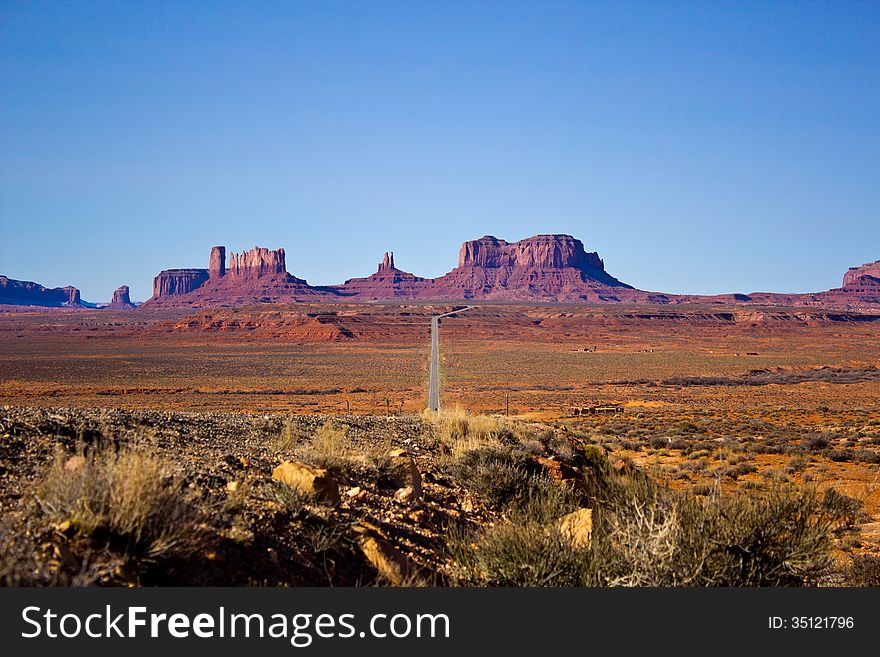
[572,405,624,416]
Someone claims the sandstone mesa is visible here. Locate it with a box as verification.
[1,234,878,309]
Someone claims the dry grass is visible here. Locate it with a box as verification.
[421,407,510,457]
[37,444,201,559]
[297,421,354,470]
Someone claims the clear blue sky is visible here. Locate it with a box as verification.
[1,0,878,302]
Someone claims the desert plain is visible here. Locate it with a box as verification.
[1,302,879,586]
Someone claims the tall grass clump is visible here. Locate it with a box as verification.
[421,408,511,457]
[37,444,201,559]
[448,484,589,587]
[298,421,354,470]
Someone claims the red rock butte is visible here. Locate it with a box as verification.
[2,233,878,309]
[107,285,135,309]
[137,235,880,309]
[0,275,81,307]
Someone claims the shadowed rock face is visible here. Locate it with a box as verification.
[152,269,210,299]
[457,234,606,272]
[140,235,879,309]
[107,285,134,309]
[227,247,286,279]
[0,276,83,307]
[843,261,880,289]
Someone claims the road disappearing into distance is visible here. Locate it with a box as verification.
[428,307,473,411]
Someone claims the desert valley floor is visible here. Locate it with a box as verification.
[1,302,879,585]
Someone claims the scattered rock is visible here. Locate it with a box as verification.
[64,455,86,472]
[536,456,585,490]
[393,486,417,503]
[353,522,415,585]
[383,448,422,499]
[272,460,340,505]
[346,486,366,500]
[558,508,593,549]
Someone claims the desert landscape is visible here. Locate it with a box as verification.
[2,272,879,585]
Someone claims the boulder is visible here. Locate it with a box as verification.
[353,522,415,585]
[558,508,593,549]
[272,460,340,505]
[384,448,422,500]
[536,456,586,490]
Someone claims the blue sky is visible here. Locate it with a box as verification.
[1,0,878,302]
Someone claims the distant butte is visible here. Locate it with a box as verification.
[0,275,82,308]
[107,285,135,309]
[1,234,877,310]
[141,245,337,308]
[138,235,880,309]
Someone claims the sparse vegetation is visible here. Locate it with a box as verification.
[37,444,201,560]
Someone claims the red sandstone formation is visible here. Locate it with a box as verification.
[152,269,210,299]
[843,260,880,288]
[140,234,880,309]
[227,247,286,279]
[209,246,226,279]
[144,246,336,307]
[107,285,135,309]
[0,276,83,307]
[420,234,635,301]
[335,252,428,299]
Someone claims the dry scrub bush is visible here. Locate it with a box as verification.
[38,445,200,559]
[296,421,390,474]
[444,447,550,511]
[298,422,353,470]
[275,417,308,451]
[448,486,588,587]
[450,464,837,587]
[592,476,834,587]
[421,408,509,457]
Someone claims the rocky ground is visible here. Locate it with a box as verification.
[2,405,877,587]
[0,406,573,586]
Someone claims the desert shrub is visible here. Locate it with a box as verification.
[448,521,591,587]
[548,436,577,463]
[842,555,880,587]
[703,487,832,586]
[276,417,308,451]
[649,436,669,449]
[298,421,354,471]
[580,444,610,474]
[38,445,201,559]
[274,481,311,518]
[422,408,510,456]
[802,435,830,451]
[786,457,807,474]
[728,463,757,480]
[444,447,550,510]
[589,473,833,587]
[850,449,880,464]
[827,449,853,462]
[447,486,588,587]
[821,488,866,529]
